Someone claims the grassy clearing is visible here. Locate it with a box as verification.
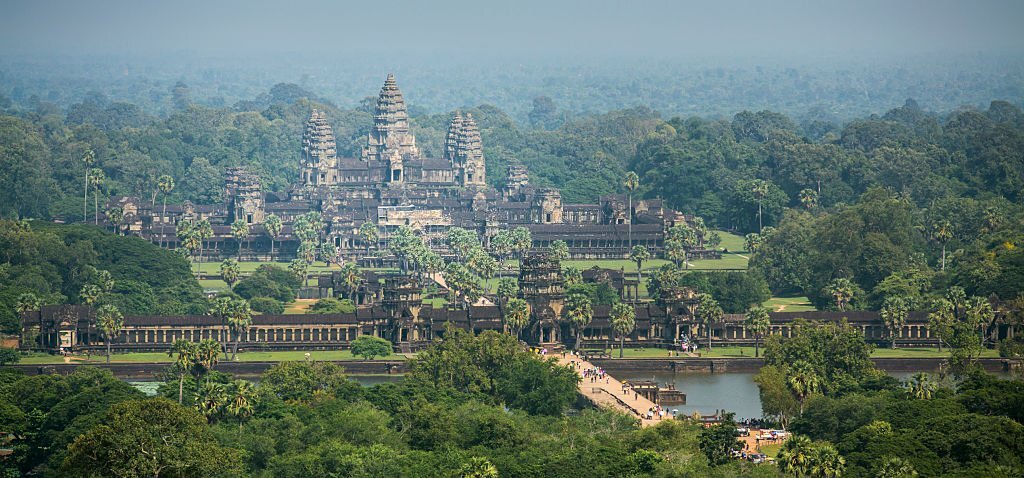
[284,299,316,314]
[712,230,747,254]
[869,347,999,358]
[762,296,817,312]
[18,349,406,365]
[608,345,999,359]
[191,260,339,276]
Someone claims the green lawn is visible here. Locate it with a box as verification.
[712,230,746,254]
[869,347,999,358]
[18,349,406,365]
[608,345,1000,359]
[762,296,817,312]
[191,260,340,276]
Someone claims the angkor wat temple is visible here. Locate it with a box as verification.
[110,74,693,261]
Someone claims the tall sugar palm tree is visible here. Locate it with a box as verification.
[503,298,530,339]
[629,245,650,300]
[82,150,95,223]
[168,339,197,404]
[88,168,105,225]
[106,206,124,235]
[289,260,308,298]
[15,292,41,317]
[787,361,820,415]
[809,443,845,478]
[777,435,814,478]
[157,175,175,247]
[195,338,221,381]
[231,219,250,261]
[826,278,855,311]
[460,457,499,478]
[565,293,593,350]
[931,220,953,271]
[226,380,256,434]
[745,306,771,357]
[358,221,379,258]
[340,262,361,301]
[697,294,723,351]
[227,299,252,360]
[209,297,233,351]
[264,214,283,260]
[624,171,639,249]
[194,381,226,422]
[881,296,909,349]
[876,456,918,478]
[752,179,769,232]
[220,258,240,289]
[195,219,213,279]
[611,302,636,358]
[96,304,123,364]
[799,188,818,210]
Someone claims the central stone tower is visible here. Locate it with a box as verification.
[363,73,419,184]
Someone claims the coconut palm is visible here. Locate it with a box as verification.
[88,168,105,225]
[82,150,95,223]
[227,299,252,360]
[799,188,818,210]
[460,457,499,478]
[264,214,283,260]
[745,306,771,357]
[906,372,935,400]
[157,175,175,247]
[629,245,650,299]
[809,443,845,478]
[787,361,820,415]
[96,304,123,364]
[231,219,249,261]
[624,171,639,248]
[358,221,378,257]
[697,294,723,351]
[565,293,593,350]
[226,380,257,433]
[777,435,814,478]
[220,259,240,289]
[881,296,909,349]
[168,339,197,404]
[503,298,530,339]
[825,278,855,311]
[611,302,636,358]
[930,220,953,271]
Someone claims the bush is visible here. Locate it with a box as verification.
[998,337,1024,358]
[0,347,19,365]
[234,265,300,303]
[249,297,284,314]
[309,298,356,314]
[350,335,393,360]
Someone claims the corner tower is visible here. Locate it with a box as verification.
[444,112,486,187]
[301,109,338,185]
[363,73,419,164]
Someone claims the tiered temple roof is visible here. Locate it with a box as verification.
[364,73,418,161]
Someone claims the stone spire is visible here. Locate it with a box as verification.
[456,113,486,187]
[363,73,419,161]
[301,109,338,185]
[444,112,464,164]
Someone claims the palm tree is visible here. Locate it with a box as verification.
[496,278,517,307]
[106,206,124,235]
[744,232,763,254]
[799,188,818,210]
[787,361,820,415]
[209,296,233,349]
[629,245,650,300]
[194,381,226,422]
[82,150,95,223]
[15,292,41,317]
[227,299,252,360]
[565,293,593,350]
[358,221,379,258]
[666,224,697,269]
[168,339,197,404]
[809,443,845,478]
[611,302,636,358]
[503,298,530,339]
[88,168,105,225]
[231,219,250,261]
[777,435,814,478]
[96,304,124,364]
[226,380,257,434]
[195,219,213,279]
[825,278,855,311]
[194,338,221,380]
[220,259,240,289]
[752,179,769,232]
[264,214,283,260]
[340,262,362,301]
[928,299,954,353]
[624,171,639,249]
[157,175,175,247]
[906,372,935,400]
[876,456,918,478]
[460,457,499,478]
[931,220,953,271]
[745,306,771,357]
[289,260,308,298]
[881,296,909,349]
[697,294,723,351]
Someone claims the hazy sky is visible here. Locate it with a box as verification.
[1,0,1023,59]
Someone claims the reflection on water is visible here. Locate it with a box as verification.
[618,372,763,420]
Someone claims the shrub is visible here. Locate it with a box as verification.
[249,297,284,314]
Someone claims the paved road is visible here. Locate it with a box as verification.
[553,353,669,427]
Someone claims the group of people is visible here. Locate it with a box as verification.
[643,404,674,421]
